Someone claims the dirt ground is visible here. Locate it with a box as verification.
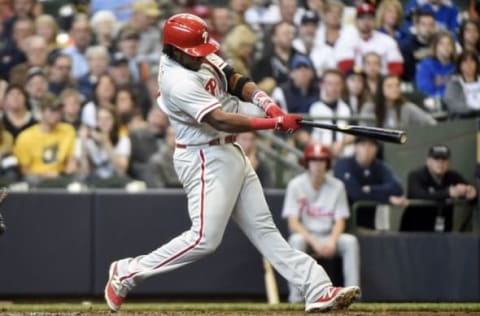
[0,312,476,316]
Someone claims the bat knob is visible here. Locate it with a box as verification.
[399,133,408,144]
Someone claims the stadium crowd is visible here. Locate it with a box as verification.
[0,0,476,230]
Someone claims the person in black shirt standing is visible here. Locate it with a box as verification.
[401,145,477,232]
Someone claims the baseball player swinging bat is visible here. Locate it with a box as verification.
[299,120,407,144]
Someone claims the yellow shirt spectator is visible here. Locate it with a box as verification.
[14,123,76,176]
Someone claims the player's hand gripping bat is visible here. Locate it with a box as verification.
[299,120,407,144]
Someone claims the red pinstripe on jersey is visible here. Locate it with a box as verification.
[120,150,207,283]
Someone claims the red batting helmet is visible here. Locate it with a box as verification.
[303,142,331,168]
[163,13,219,57]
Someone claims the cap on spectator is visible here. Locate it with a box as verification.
[26,67,47,82]
[428,145,450,159]
[345,66,366,79]
[39,93,62,111]
[300,11,320,25]
[119,27,140,41]
[355,136,378,145]
[132,0,161,17]
[290,54,315,70]
[186,5,211,19]
[111,52,129,66]
[356,3,375,17]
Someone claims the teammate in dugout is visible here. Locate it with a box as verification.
[283,143,360,303]
[104,13,360,313]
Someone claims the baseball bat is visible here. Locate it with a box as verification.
[299,120,407,144]
[263,258,280,304]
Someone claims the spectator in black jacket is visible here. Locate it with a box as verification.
[400,145,477,232]
[334,137,406,229]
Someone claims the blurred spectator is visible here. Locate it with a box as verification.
[444,50,480,117]
[2,84,35,139]
[362,52,382,95]
[404,0,459,35]
[310,1,344,76]
[0,17,32,80]
[252,21,302,93]
[60,88,82,131]
[77,45,110,99]
[114,87,146,131]
[272,54,319,114]
[81,73,117,128]
[335,3,404,76]
[245,0,279,25]
[14,95,77,186]
[376,0,408,44]
[230,0,252,25]
[2,0,35,43]
[34,14,59,56]
[236,131,273,187]
[282,143,359,303]
[48,53,75,96]
[9,35,48,85]
[128,105,169,181]
[0,0,11,23]
[90,11,118,53]
[342,67,370,116]
[309,69,353,157]
[469,0,480,21]
[334,137,406,230]
[209,7,232,46]
[223,24,256,76]
[109,52,152,118]
[458,20,480,55]
[277,0,302,25]
[400,10,436,82]
[0,119,18,185]
[24,67,49,120]
[415,31,456,98]
[362,75,437,128]
[292,11,319,56]
[116,27,147,83]
[62,14,92,80]
[126,0,162,68]
[77,106,131,187]
[142,126,180,188]
[90,0,135,22]
[400,145,477,232]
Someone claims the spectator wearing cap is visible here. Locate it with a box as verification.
[2,84,36,140]
[292,11,319,56]
[309,69,353,157]
[310,1,345,77]
[404,0,459,36]
[0,17,33,80]
[400,145,477,232]
[48,53,76,96]
[252,21,303,93]
[376,0,409,45]
[343,67,371,116]
[77,45,110,100]
[223,24,256,77]
[271,54,319,114]
[400,10,436,82]
[109,52,152,118]
[62,14,92,80]
[9,35,48,85]
[116,26,147,83]
[14,94,77,187]
[335,3,404,77]
[334,137,406,230]
[24,67,49,120]
[361,74,436,128]
[124,0,162,69]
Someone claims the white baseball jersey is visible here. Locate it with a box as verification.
[335,28,403,75]
[282,173,350,235]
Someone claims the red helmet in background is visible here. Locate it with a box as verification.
[163,13,219,57]
[303,142,331,168]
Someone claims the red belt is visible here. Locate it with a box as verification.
[176,135,237,149]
